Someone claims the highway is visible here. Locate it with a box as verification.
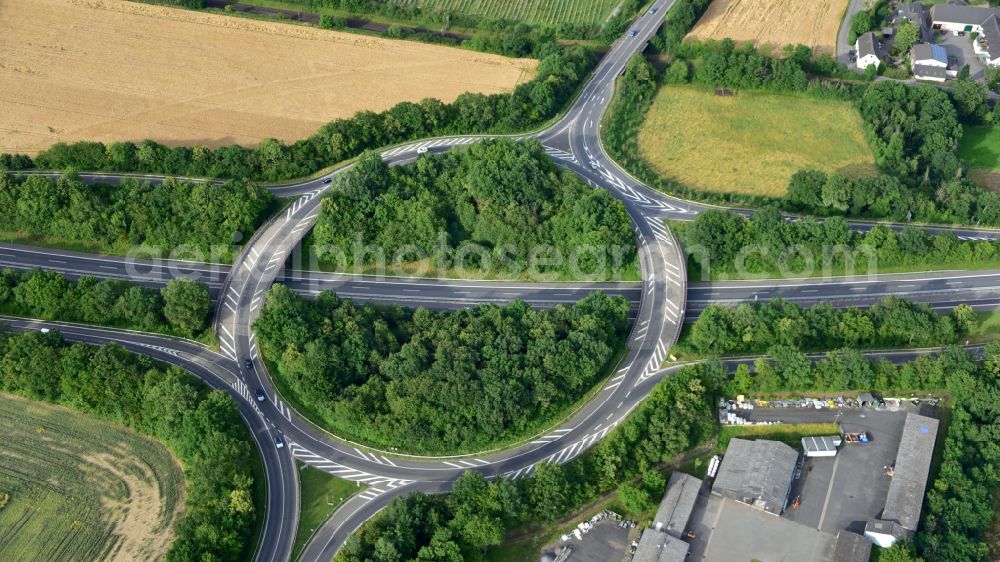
[6,242,1000,319]
[4,0,1000,560]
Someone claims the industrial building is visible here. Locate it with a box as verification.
[864,413,940,547]
[832,531,873,562]
[802,435,842,458]
[712,438,799,514]
[632,472,701,562]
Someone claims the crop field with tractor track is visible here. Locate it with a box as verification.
[390,0,624,26]
[0,394,185,562]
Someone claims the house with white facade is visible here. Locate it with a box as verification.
[855,32,883,70]
[930,4,1000,66]
[910,42,948,81]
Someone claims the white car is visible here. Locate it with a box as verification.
[39,328,50,334]
[589,160,599,169]
[416,146,429,154]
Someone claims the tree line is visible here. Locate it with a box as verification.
[0,269,212,337]
[0,172,274,260]
[312,140,637,278]
[1,44,593,182]
[253,285,630,453]
[337,364,717,561]
[689,298,972,356]
[679,208,1000,279]
[0,328,259,562]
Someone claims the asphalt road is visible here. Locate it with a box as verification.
[5,0,1000,559]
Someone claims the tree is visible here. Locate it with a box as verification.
[665,60,689,84]
[849,11,873,42]
[618,483,652,514]
[161,278,211,334]
[952,78,990,124]
[895,21,919,55]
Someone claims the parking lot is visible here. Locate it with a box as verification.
[685,400,937,561]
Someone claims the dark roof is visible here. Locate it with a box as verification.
[930,4,998,25]
[910,43,947,64]
[981,15,1000,61]
[833,531,873,562]
[882,413,939,531]
[713,439,798,511]
[652,472,701,538]
[912,64,948,80]
[632,529,689,562]
[865,519,910,539]
[856,32,880,59]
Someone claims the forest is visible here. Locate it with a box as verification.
[340,342,1000,562]
[678,208,1000,279]
[0,172,274,260]
[253,284,630,453]
[688,298,972,355]
[0,269,212,338]
[311,140,637,278]
[1,43,593,182]
[0,328,259,562]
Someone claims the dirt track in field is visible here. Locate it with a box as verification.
[0,0,536,154]
[685,0,847,55]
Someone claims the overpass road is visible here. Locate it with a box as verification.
[4,0,1000,559]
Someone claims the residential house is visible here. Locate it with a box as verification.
[930,4,1000,65]
[910,42,948,81]
[855,31,883,70]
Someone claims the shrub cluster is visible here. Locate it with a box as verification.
[254,285,630,453]
[689,298,973,355]
[312,139,637,277]
[0,172,273,259]
[679,208,1000,279]
[0,270,212,337]
[0,329,258,562]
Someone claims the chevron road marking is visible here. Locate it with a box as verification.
[289,442,412,500]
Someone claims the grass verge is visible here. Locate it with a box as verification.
[291,462,364,562]
[717,423,841,449]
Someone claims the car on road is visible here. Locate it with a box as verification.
[39,328,50,334]
[245,358,253,370]
[274,435,285,449]
[649,7,657,14]
[322,178,332,184]
[256,388,266,402]
[589,159,599,169]
[629,29,638,37]
[416,146,429,154]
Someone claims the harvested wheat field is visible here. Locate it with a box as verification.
[686,0,848,55]
[637,86,876,197]
[0,0,537,154]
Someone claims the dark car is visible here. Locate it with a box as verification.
[255,388,266,402]
[275,435,285,449]
[629,29,638,37]
[245,358,253,370]
[323,178,332,184]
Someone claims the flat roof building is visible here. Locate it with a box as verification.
[712,438,799,514]
[632,529,689,562]
[802,435,842,457]
[833,531,873,562]
[652,472,701,538]
[882,413,939,531]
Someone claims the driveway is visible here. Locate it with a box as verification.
[837,0,872,67]
[936,30,985,80]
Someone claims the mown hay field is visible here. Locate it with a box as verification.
[636,86,876,197]
[0,0,537,155]
[686,0,848,55]
[0,394,185,562]
[390,0,622,26]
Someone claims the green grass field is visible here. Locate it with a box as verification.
[958,125,1000,170]
[636,86,877,198]
[717,423,841,449]
[391,0,623,26]
[291,463,363,562]
[0,394,185,561]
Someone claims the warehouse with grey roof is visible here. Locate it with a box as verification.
[712,438,798,514]
[632,472,701,562]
